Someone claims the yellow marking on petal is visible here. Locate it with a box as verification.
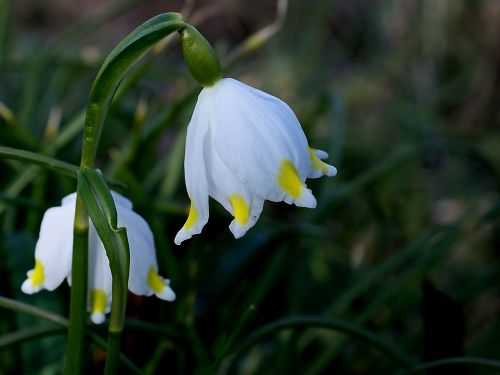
[183,200,199,231]
[228,194,250,225]
[277,160,303,199]
[308,148,329,173]
[90,289,107,316]
[147,266,165,293]
[30,260,45,287]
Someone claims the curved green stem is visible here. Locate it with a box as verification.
[0,326,65,349]
[66,12,189,375]
[0,146,80,177]
[80,12,186,167]
[0,146,126,190]
[406,357,500,374]
[0,296,68,326]
[224,316,416,372]
[124,319,186,342]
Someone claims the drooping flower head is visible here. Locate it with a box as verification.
[174,78,337,245]
[22,191,175,324]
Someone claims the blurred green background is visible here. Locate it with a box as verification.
[1,0,499,374]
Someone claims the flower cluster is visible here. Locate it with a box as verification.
[21,79,336,322]
[21,192,175,324]
[175,78,337,245]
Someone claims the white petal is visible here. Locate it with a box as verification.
[87,224,112,323]
[61,192,77,205]
[88,225,112,294]
[160,286,176,301]
[21,268,43,294]
[282,186,317,208]
[211,78,312,206]
[219,79,310,175]
[314,149,328,159]
[110,191,133,210]
[21,198,74,293]
[251,87,311,179]
[90,311,106,325]
[228,197,265,238]
[205,139,265,238]
[146,270,176,301]
[307,148,337,178]
[117,204,156,296]
[115,200,176,301]
[175,89,211,245]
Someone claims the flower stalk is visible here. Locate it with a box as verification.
[77,168,130,374]
[65,192,89,374]
[65,12,192,374]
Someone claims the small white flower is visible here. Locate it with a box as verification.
[175,78,337,245]
[21,191,175,324]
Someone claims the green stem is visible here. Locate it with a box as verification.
[0,326,65,349]
[225,316,416,372]
[0,146,126,190]
[406,357,500,374]
[78,167,131,374]
[124,319,186,342]
[0,295,68,325]
[66,12,188,375]
[0,146,79,177]
[104,332,122,375]
[65,193,89,375]
[0,296,141,373]
[80,13,186,166]
[88,332,142,375]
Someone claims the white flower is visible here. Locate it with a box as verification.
[21,191,175,324]
[174,78,337,245]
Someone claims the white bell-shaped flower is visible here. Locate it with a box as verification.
[21,191,175,324]
[174,78,337,245]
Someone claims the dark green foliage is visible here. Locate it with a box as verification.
[1,0,499,374]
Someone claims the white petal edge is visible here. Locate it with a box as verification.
[228,197,265,238]
[204,134,266,240]
[308,148,337,179]
[21,201,74,294]
[175,89,212,245]
[90,312,106,325]
[87,224,112,324]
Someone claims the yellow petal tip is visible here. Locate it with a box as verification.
[183,200,199,231]
[277,160,303,199]
[228,194,250,225]
[30,260,45,287]
[90,289,107,323]
[147,266,165,294]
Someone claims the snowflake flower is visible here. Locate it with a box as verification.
[175,78,337,245]
[22,192,175,324]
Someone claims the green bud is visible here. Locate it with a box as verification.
[179,25,222,87]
